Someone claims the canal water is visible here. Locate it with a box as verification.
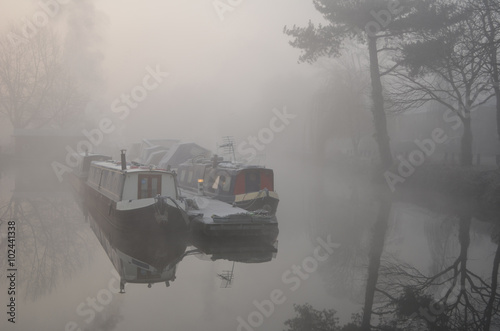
[0,152,499,330]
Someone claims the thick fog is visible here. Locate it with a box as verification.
[1,1,500,331]
[0,0,324,150]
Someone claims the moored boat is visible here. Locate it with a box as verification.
[85,150,189,230]
[68,152,111,196]
[177,156,279,215]
[184,190,279,240]
[125,139,280,215]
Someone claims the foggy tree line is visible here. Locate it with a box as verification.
[285,0,500,168]
[0,27,86,130]
[283,2,500,330]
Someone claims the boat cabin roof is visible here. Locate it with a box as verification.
[91,160,174,174]
[179,159,264,173]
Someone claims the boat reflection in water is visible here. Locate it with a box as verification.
[87,206,188,292]
[85,200,278,292]
[191,235,278,264]
[191,236,278,288]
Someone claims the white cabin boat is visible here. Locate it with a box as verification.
[84,151,189,229]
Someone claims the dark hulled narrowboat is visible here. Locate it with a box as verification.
[84,151,189,230]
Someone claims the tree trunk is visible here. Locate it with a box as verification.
[360,196,392,331]
[367,36,392,169]
[482,0,500,151]
[496,93,500,147]
[460,116,473,166]
[484,240,500,331]
[457,214,471,330]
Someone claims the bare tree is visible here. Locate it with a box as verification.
[388,4,494,166]
[469,0,500,149]
[0,27,86,129]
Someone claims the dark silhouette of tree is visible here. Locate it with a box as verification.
[374,214,500,330]
[468,0,500,149]
[360,193,392,330]
[389,2,494,166]
[284,303,411,331]
[284,303,340,331]
[283,0,425,168]
[484,224,500,330]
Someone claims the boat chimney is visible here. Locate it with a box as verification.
[120,149,127,170]
[212,154,219,168]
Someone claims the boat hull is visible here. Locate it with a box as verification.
[232,191,279,214]
[85,183,187,231]
[189,214,279,240]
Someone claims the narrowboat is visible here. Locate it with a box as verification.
[68,152,111,195]
[84,151,189,230]
[177,156,279,215]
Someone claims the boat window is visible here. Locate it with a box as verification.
[211,175,220,190]
[89,167,96,184]
[104,171,113,189]
[140,177,148,198]
[138,174,162,199]
[111,172,123,196]
[211,174,231,193]
[89,167,101,185]
[151,177,159,196]
[179,169,186,183]
[187,170,193,185]
[205,169,217,193]
[222,176,231,192]
[100,170,108,188]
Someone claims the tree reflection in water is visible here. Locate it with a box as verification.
[288,161,500,331]
[0,166,93,302]
[286,214,500,330]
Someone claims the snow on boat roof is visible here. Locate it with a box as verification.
[180,159,265,170]
[90,160,174,174]
[181,190,274,224]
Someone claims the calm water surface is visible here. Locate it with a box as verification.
[1,154,499,330]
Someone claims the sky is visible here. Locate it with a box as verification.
[0,0,326,152]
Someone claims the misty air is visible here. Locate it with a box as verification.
[1,1,500,331]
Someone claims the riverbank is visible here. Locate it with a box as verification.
[397,165,500,222]
[326,154,500,221]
